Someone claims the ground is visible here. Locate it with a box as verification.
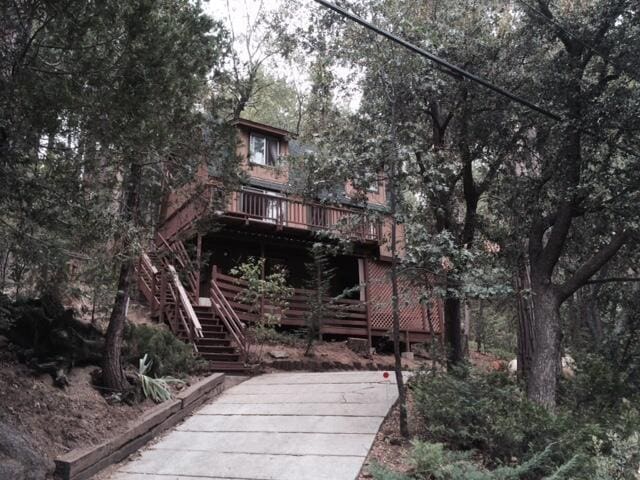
[0,348,150,466]
[0,300,504,480]
[259,338,422,371]
[101,371,405,480]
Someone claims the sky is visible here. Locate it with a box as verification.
[202,0,362,111]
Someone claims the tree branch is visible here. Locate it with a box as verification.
[558,231,630,302]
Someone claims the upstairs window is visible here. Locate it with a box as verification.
[250,132,280,166]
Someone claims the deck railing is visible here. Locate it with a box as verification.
[212,267,369,338]
[157,185,383,245]
[228,189,381,242]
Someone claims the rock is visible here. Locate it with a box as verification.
[562,355,576,379]
[401,351,414,360]
[268,350,289,359]
[346,337,369,355]
[0,421,54,480]
[412,344,430,359]
[508,358,518,373]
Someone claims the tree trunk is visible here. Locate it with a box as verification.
[102,261,133,392]
[388,104,408,438]
[102,159,142,392]
[444,295,464,366]
[526,285,560,409]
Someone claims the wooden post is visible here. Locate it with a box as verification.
[260,242,265,322]
[363,258,373,355]
[195,234,202,300]
[211,264,218,286]
[159,269,167,325]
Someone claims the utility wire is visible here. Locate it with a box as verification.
[313,0,561,121]
[516,0,640,84]
[312,0,640,159]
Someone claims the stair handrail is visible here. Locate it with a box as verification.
[136,253,160,311]
[156,233,199,300]
[209,274,247,357]
[167,265,203,339]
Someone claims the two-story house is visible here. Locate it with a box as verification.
[136,118,442,371]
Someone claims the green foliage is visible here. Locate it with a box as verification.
[231,257,294,329]
[137,354,184,403]
[302,243,335,355]
[124,323,204,378]
[408,367,640,479]
[231,257,294,363]
[413,368,559,463]
[372,441,559,480]
[249,326,304,347]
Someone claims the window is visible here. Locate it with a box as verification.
[250,132,280,166]
[368,178,380,193]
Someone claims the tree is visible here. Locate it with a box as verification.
[1,0,230,392]
[494,0,640,408]
[99,1,227,392]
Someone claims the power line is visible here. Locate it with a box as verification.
[516,0,640,84]
[312,0,640,159]
[313,0,562,122]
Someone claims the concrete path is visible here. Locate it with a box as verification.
[108,371,403,480]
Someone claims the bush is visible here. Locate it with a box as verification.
[412,367,561,463]
[409,366,640,479]
[372,441,560,480]
[124,323,205,378]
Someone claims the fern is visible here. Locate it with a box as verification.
[137,354,184,403]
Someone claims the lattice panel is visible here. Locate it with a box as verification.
[367,259,442,334]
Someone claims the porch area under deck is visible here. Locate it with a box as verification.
[187,229,443,347]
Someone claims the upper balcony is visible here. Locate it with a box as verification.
[159,118,402,256]
[232,118,388,209]
[225,188,381,242]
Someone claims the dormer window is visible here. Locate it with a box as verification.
[250,132,280,166]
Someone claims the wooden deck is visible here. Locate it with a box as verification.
[157,184,382,247]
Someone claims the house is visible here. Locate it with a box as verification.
[137,118,443,371]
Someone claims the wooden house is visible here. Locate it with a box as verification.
[137,119,442,371]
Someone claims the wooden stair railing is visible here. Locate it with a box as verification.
[165,265,203,347]
[136,253,160,312]
[210,267,247,359]
[156,233,199,301]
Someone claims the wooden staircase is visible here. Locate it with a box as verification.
[136,241,247,373]
[191,305,246,372]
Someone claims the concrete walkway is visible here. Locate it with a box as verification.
[109,371,403,480]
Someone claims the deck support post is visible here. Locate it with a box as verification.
[195,233,202,300]
[362,258,373,356]
[159,269,167,325]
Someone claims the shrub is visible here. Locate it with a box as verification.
[412,367,561,463]
[124,323,205,377]
[409,366,640,479]
[372,441,559,480]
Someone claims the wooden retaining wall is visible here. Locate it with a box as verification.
[54,373,226,480]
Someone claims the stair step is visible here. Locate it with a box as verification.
[197,332,228,340]
[197,345,236,354]
[207,361,247,373]
[199,352,241,362]
[197,338,232,347]
[200,326,224,333]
